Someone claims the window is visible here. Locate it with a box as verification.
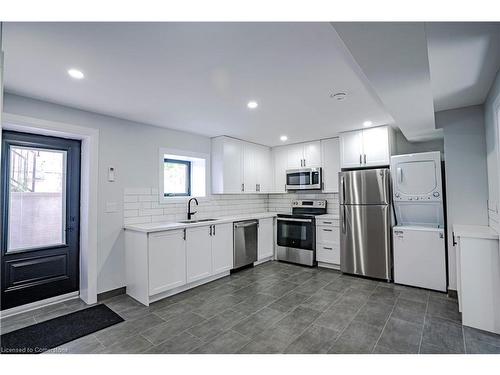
[159,148,208,201]
[164,158,191,197]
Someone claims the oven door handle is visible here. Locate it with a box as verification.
[277,217,313,223]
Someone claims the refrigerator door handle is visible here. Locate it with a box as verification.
[340,175,345,204]
[342,205,346,233]
[397,167,403,183]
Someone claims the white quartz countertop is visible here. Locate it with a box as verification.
[453,225,499,240]
[124,212,277,233]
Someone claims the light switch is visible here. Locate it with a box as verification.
[108,167,115,182]
[105,202,119,213]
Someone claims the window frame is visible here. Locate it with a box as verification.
[163,158,192,197]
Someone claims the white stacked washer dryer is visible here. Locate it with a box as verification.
[391,151,447,292]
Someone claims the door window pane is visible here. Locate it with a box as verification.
[8,146,67,252]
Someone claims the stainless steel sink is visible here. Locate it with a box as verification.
[177,218,217,224]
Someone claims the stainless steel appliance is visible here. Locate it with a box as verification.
[286,167,322,191]
[339,168,392,281]
[233,220,258,269]
[276,199,327,266]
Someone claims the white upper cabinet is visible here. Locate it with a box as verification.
[212,136,244,194]
[212,136,272,194]
[340,130,364,168]
[321,138,341,193]
[272,146,288,193]
[287,143,305,169]
[303,141,322,167]
[362,126,391,167]
[286,141,322,169]
[340,126,393,169]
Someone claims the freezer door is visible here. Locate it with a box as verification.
[339,169,390,205]
[340,204,392,280]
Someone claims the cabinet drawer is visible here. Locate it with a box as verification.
[316,218,339,227]
[316,243,340,264]
[316,226,339,244]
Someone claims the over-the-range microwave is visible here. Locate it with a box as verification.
[285,167,322,191]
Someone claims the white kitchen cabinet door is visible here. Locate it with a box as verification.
[303,141,322,167]
[224,138,245,193]
[287,143,305,169]
[211,223,233,274]
[257,218,274,260]
[272,146,288,193]
[186,226,212,283]
[316,243,340,265]
[362,126,390,167]
[243,143,257,193]
[340,130,363,168]
[321,138,340,192]
[148,230,186,295]
[255,145,273,193]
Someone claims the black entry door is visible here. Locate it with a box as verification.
[1,131,81,310]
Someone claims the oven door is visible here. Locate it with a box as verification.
[277,217,315,250]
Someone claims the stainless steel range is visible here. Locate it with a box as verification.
[276,199,327,266]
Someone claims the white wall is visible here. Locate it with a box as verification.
[484,69,500,231]
[393,128,444,156]
[3,93,215,293]
[436,105,489,290]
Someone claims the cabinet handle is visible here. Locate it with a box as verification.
[359,154,362,165]
[183,228,186,240]
[213,225,215,236]
[303,159,306,167]
[323,246,333,250]
[322,228,333,232]
[209,225,212,236]
[323,221,333,224]
[241,183,244,192]
[363,154,367,164]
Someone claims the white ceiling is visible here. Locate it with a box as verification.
[2,22,394,147]
[426,22,500,112]
[332,22,438,141]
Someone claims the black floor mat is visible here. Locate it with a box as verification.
[1,304,123,354]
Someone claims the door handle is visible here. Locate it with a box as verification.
[183,228,186,240]
[342,205,346,234]
[213,225,215,236]
[359,154,362,165]
[209,225,212,236]
[363,154,366,164]
[340,175,345,203]
[241,183,244,192]
[303,159,306,167]
[397,167,403,183]
[323,247,333,250]
[322,229,333,232]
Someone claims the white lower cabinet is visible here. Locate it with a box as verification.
[316,217,340,268]
[125,222,236,306]
[149,230,186,295]
[258,218,274,260]
[211,223,234,274]
[186,226,213,283]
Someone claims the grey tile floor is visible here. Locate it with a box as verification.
[2,261,500,354]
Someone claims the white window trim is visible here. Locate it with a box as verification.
[158,147,210,203]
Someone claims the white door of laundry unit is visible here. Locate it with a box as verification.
[391,151,443,202]
[393,225,447,292]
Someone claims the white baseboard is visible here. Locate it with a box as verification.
[0,291,80,319]
[254,256,273,266]
[318,262,340,271]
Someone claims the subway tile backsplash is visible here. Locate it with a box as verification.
[123,188,339,225]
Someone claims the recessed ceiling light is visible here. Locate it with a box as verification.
[67,68,84,80]
[280,135,288,142]
[363,121,373,127]
[247,101,258,109]
[330,92,347,101]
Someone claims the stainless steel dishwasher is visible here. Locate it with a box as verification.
[233,220,258,269]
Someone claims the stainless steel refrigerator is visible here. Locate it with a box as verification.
[339,168,392,281]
